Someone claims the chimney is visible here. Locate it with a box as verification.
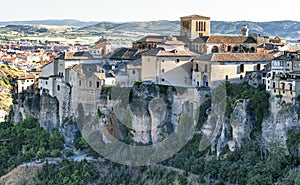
[241,25,249,37]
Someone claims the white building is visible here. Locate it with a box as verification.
[38,51,102,97]
[141,48,198,87]
[192,53,274,87]
[17,74,35,93]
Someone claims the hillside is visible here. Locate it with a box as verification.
[78,20,300,41]
[0,65,24,122]
[0,19,98,28]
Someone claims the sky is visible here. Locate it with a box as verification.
[1,0,300,22]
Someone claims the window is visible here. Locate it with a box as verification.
[162,78,165,82]
[132,70,136,75]
[225,75,228,80]
[89,81,92,87]
[162,69,165,73]
[237,66,241,74]
[46,81,48,85]
[175,59,180,63]
[79,80,81,86]
[97,82,100,88]
[257,64,261,71]
[240,64,244,73]
[212,46,219,53]
[227,46,232,52]
[273,82,276,88]
[57,85,60,91]
[240,75,243,80]
[290,84,293,91]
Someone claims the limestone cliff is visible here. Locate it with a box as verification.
[262,97,300,147]
[200,96,254,156]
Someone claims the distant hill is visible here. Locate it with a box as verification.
[79,20,300,40]
[211,21,300,40]
[1,19,300,41]
[78,20,180,35]
[0,20,99,28]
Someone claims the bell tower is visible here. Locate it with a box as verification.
[180,14,211,40]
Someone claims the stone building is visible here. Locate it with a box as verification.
[192,53,274,87]
[133,14,276,56]
[266,50,300,103]
[16,73,36,93]
[141,48,198,87]
[38,51,101,97]
[89,36,112,57]
[180,14,211,39]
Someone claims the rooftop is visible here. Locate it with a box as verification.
[70,63,104,78]
[142,48,199,57]
[180,14,211,20]
[193,36,257,44]
[195,53,274,62]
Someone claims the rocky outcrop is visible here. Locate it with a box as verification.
[262,97,300,147]
[200,82,255,156]
[229,99,254,148]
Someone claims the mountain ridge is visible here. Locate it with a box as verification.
[1,19,300,41]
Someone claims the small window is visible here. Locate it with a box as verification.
[290,84,292,91]
[46,81,48,85]
[57,85,60,91]
[89,81,92,87]
[257,64,261,71]
[132,70,136,75]
[240,75,243,80]
[162,78,165,82]
[79,80,81,86]
[175,59,180,63]
[240,64,244,73]
[225,75,228,80]
[97,82,100,88]
[162,69,165,73]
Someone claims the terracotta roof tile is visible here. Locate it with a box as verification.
[180,14,211,20]
[196,53,274,62]
[143,48,199,57]
[193,36,257,44]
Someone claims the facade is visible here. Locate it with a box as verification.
[17,74,35,93]
[89,36,112,57]
[141,48,199,86]
[38,51,102,96]
[180,14,211,39]
[192,53,274,87]
[266,50,300,103]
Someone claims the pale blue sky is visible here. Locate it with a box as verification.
[2,0,300,22]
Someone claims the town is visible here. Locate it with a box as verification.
[1,12,300,185]
[2,14,299,123]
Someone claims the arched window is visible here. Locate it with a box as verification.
[212,46,219,53]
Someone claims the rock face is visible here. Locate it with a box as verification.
[104,84,207,144]
[200,83,255,156]
[230,99,254,148]
[262,97,300,147]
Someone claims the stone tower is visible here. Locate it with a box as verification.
[180,14,211,39]
[241,25,249,37]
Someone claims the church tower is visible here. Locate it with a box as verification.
[180,14,211,39]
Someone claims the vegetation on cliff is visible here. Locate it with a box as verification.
[0,118,64,177]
